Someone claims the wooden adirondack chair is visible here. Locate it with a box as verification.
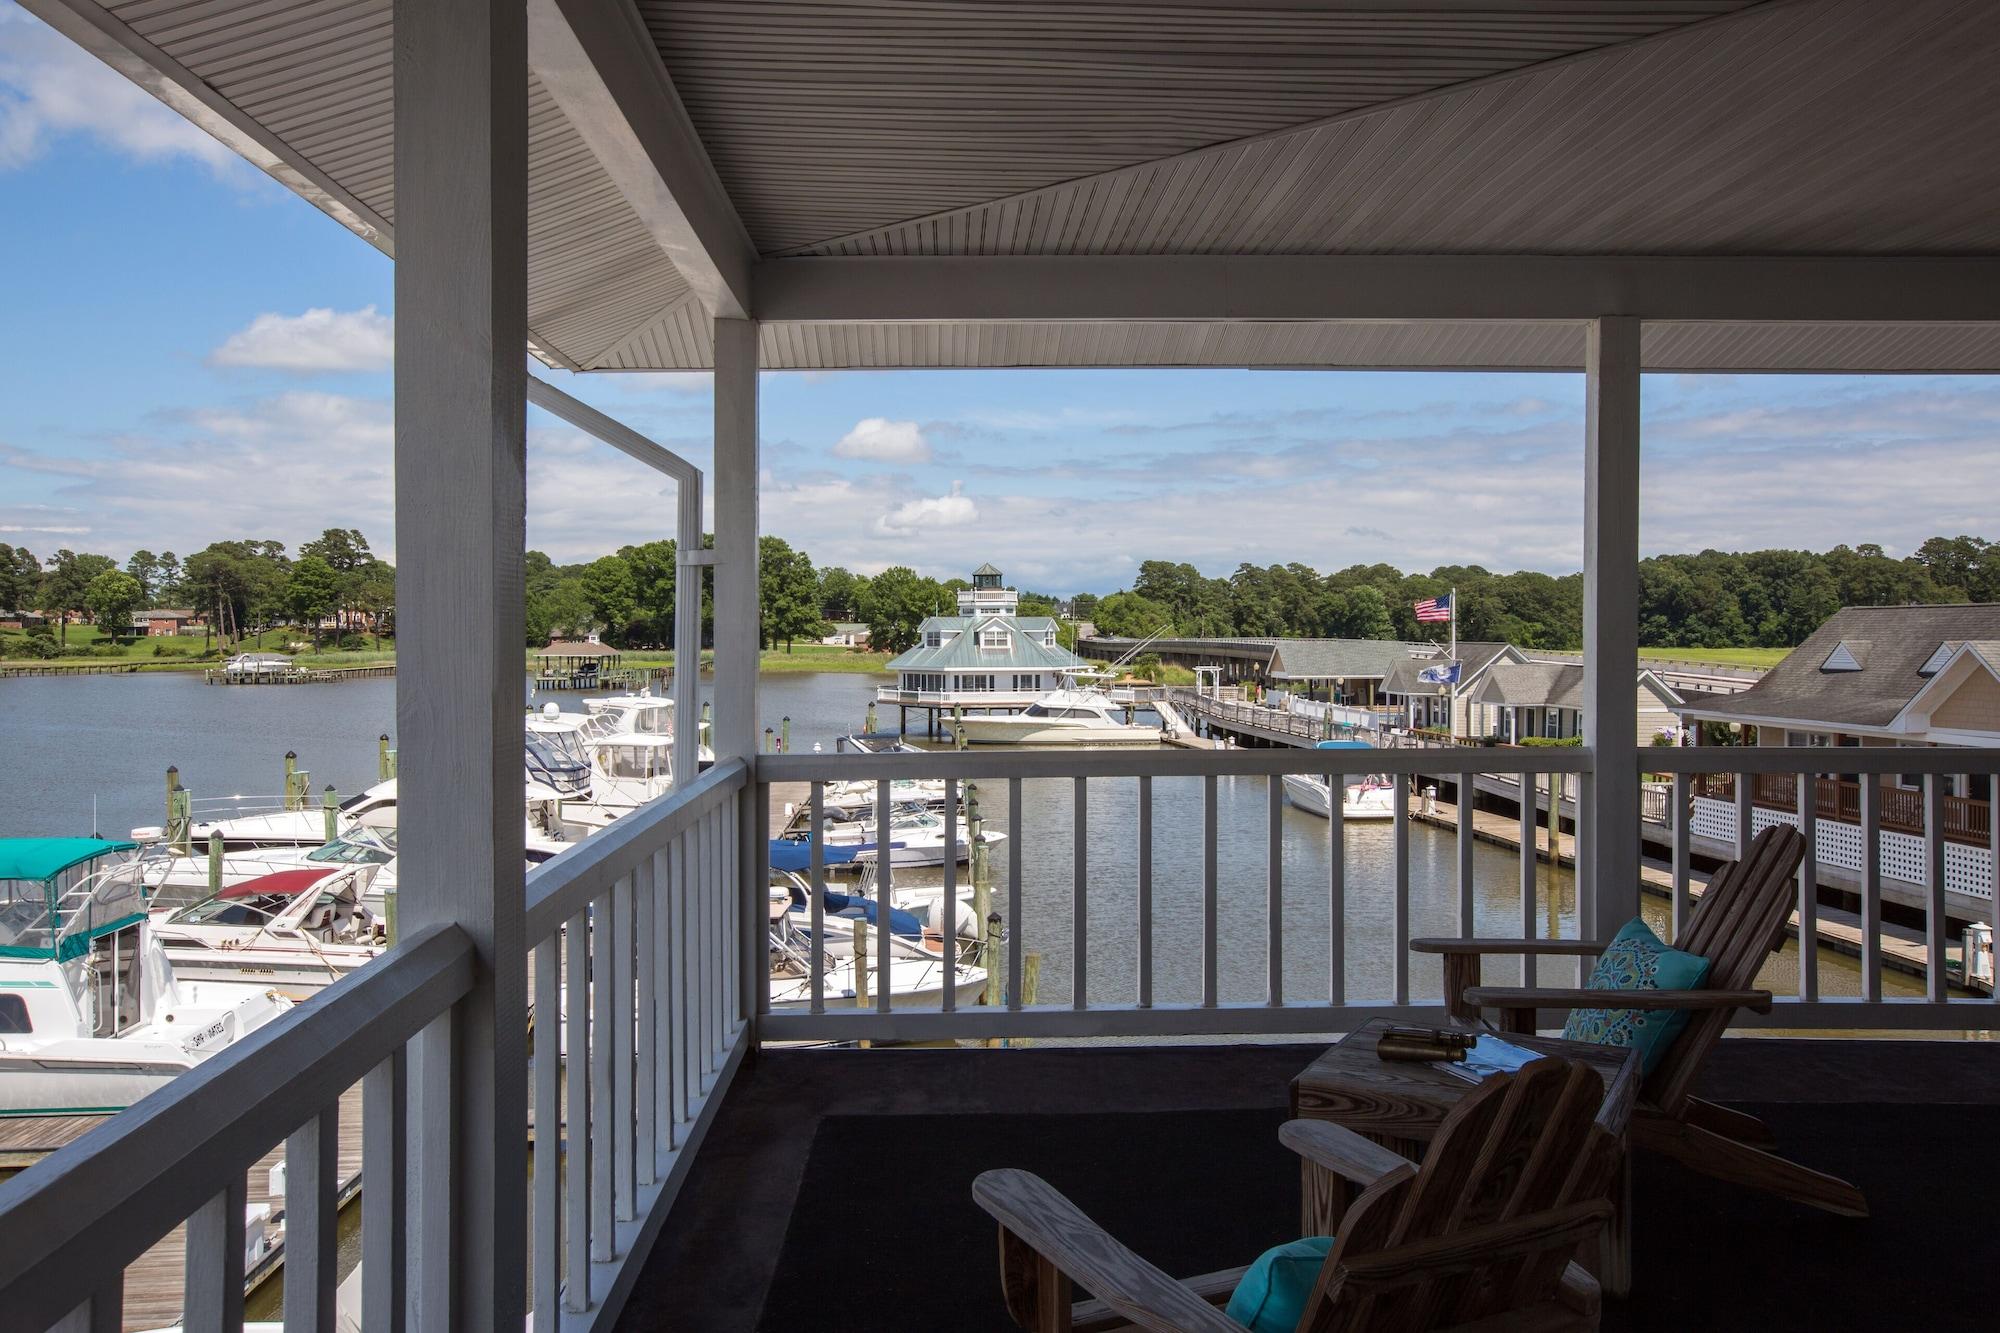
[1413,822,1867,1218]
[974,1058,1623,1333]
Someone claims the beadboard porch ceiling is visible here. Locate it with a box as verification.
[28,0,2000,373]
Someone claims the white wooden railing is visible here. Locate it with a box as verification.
[0,925,474,1331]
[757,746,1595,1042]
[0,758,751,1333]
[522,757,750,1329]
[1653,747,2000,1014]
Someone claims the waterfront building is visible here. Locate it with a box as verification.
[1380,641,1526,733]
[877,564,1087,729]
[1470,662,1684,744]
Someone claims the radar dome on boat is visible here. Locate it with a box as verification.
[542,702,562,719]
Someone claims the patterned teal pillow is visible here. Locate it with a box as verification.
[1562,917,1710,1075]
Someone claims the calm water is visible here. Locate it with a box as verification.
[0,669,1908,1003]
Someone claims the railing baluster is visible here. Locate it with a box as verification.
[532,936,560,1332]
[1797,772,1818,1002]
[1267,774,1283,1006]
[1008,776,1024,1011]
[1671,771,1691,940]
[634,857,657,1190]
[362,1048,406,1333]
[1861,777,1882,1005]
[1137,774,1153,1008]
[652,848,673,1157]
[1456,771,1475,937]
[809,785,826,1013]
[942,778,959,1013]
[183,1175,247,1332]
[589,889,615,1259]
[1073,776,1088,1010]
[876,780,893,1014]
[1202,773,1218,1008]
[1393,777,1410,1005]
[564,912,590,1306]
[1574,777,1593,949]
[1734,767,1753,860]
[673,835,691,1132]
[406,1008,451,1333]
[703,808,719,1068]
[1926,776,1948,1004]
[612,874,636,1222]
[283,1103,339,1333]
[1519,771,1537,989]
[1327,767,1345,1004]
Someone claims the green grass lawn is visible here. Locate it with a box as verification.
[1639,646,1790,669]
[619,643,894,674]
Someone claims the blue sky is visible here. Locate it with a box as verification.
[2,5,1995,594]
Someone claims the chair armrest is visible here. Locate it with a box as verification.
[1278,1119,1416,1187]
[1462,986,1773,1014]
[972,1169,1241,1333]
[1410,937,1610,957]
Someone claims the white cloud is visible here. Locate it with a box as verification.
[874,481,977,535]
[833,417,929,463]
[0,9,238,173]
[211,306,394,373]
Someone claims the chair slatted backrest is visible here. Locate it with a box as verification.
[1647,823,1805,1113]
[1299,1059,1621,1333]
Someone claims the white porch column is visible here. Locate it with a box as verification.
[1582,316,1642,932]
[393,0,528,1328]
[711,318,760,759]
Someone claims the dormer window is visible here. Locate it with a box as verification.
[1820,641,1866,672]
[980,627,1011,651]
[925,630,942,648]
[1918,642,1957,677]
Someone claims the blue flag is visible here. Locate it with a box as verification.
[1418,661,1461,685]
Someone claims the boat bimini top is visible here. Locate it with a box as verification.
[0,838,143,961]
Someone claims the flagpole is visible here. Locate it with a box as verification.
[1447,586,1458,739]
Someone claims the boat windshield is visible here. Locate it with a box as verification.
[306,836,395,866]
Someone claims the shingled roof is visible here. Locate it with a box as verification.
[1381,642,1520,697]
[1677,605,2000,730]
[1266,640,1421,682]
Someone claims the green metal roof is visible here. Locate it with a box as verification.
[886,616,1084,673]
[0,838,137,883]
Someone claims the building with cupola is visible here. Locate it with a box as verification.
[877,563,1088,732]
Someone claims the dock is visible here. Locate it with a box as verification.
[0,662,143,677]
[205,663,397,685]
[0,1085,366,1331]
[1407,787,1966,990]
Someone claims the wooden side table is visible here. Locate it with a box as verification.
[1289,1018,1641,1294]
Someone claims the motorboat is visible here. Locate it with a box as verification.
[182,777,400,851]
[1280,773,1400,821]
[581,690,716,765]
[766,895,986,1011]
[221,652,294,680]
[948,680,1159,746]
[0,838,291,1116]
[148,865,386,1000]
[777,800,1005,869]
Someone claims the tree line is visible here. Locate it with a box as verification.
[9,530,1994,661]
[1086,536,1998,649]
[0,529,394,656]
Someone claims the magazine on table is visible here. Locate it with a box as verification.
[1438,1034,1542,1084]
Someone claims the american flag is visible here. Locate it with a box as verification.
[1414,593,1452,624]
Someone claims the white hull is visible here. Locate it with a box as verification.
[769,957,989,1011]
[950,717,1157,746]
[1280,773,1399,821]
[0,1048,192,1116]
[152,945,378,1001]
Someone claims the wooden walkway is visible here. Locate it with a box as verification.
[1408,790,1953,986]
[204,664,396,685]
[0,1086,366,1331]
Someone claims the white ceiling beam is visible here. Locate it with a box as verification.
[528,0,755,321]
[754,255,2000,326]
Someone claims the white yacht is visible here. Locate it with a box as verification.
[581,690,715,764]
[1280,773,1400,821]
[777,800,1004,869]
[148,865,385,1000]
[767,896,986,1011]
[949,680,1159,746]
[0,838,291,1116]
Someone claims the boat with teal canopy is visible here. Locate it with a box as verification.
[0,838,142,962]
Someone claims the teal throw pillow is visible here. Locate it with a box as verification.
[1561,916,1710,1075]
[1225,1235,1334,1333]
